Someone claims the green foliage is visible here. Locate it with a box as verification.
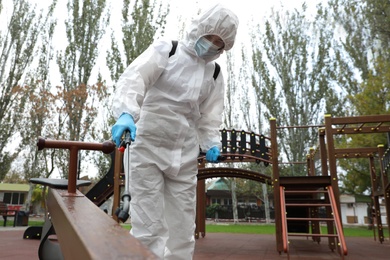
[365,0,390,51]
[122,0,167,66]
[94,152,114,179]
[349,56,390,115]
[206,203,221,218]
[330,0,390,194]
[31,185,46,205]
[2,170,26,183]
[107,0,169,83]
[0,0,169,181]
[330,0,390,103]
[250,4,343,176]
[56,0,110,141]
[224,52,241,129]
[0,0,55,181]
[55,0,110,178]
[235,176,266,199]
[20,1,58,181]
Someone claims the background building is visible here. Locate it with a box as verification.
[0,183,29,212]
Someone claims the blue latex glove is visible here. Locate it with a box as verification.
[206,146,220,163]
[111,113,137,147]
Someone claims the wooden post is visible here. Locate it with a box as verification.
[369,153,385,243]
[323,115,338,251]
[377,145,390,241]
[196,179,206,239]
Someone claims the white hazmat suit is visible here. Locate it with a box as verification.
[112,4,238,259]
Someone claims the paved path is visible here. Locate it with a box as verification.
[1,227,390,259]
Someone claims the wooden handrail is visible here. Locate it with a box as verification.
[37,137,115,154]
[37,137,115,194]
[327,186,348,256]
[279,186,289,254]
[198,152,272,164]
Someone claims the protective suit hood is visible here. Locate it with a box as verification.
[184,4,239,58]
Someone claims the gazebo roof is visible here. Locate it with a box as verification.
[207,178,229,191]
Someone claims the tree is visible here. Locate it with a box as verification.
[223,49,273,223]
[330,0,376,99]
[3,170,26,183]
[337,55,389,194]
[222,51,241,224]
[225,45,274,223]
[55,0,111,178]
[350,57,390,115]
[0,0,55,181]
[330,0,390,106]
[250,3,343,176]
[19,1,58,182]
[330,0,390,194]
[107,0,169,83]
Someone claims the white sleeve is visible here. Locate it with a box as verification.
[197,71,225,152]
[112,39,173,122]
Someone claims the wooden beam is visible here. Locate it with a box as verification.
[330,126,390,135]
[334,147,378,158]
[47,188,157,259]
[329,115,390,125]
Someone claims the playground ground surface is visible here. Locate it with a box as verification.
[1,224,390,260]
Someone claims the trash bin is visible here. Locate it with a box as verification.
[16,211,29,226]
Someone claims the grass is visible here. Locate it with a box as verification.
[25,220,45,226]
[341,225,389,237]
[205,223,275,234]
[0,219,45,227]
[2,219,388,238]
[122,223,389,237]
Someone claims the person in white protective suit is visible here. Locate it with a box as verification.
[111,3,238,259]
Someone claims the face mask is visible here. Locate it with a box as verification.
[194,37,222,59]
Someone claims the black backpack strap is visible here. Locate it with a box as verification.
[169,40,178,57]
[213,63,220,80]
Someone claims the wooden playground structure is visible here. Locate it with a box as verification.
[274,114,390,258]
[27,114,390,259]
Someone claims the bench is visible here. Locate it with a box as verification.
[0,201,18,227]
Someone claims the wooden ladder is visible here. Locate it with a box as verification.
[280,183,348,259]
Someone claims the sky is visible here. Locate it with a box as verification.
[3,0,325,179]
[163,0,323,43]
[89,0,324,87]
[12,0,325,87]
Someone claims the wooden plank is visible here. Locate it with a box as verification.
[330,126,390,135]
[280,176,331,187]
[47,188,157,260]
[329,115,390,125]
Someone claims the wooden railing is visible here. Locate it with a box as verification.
[328,185,348,257]
[279,187,289,255]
